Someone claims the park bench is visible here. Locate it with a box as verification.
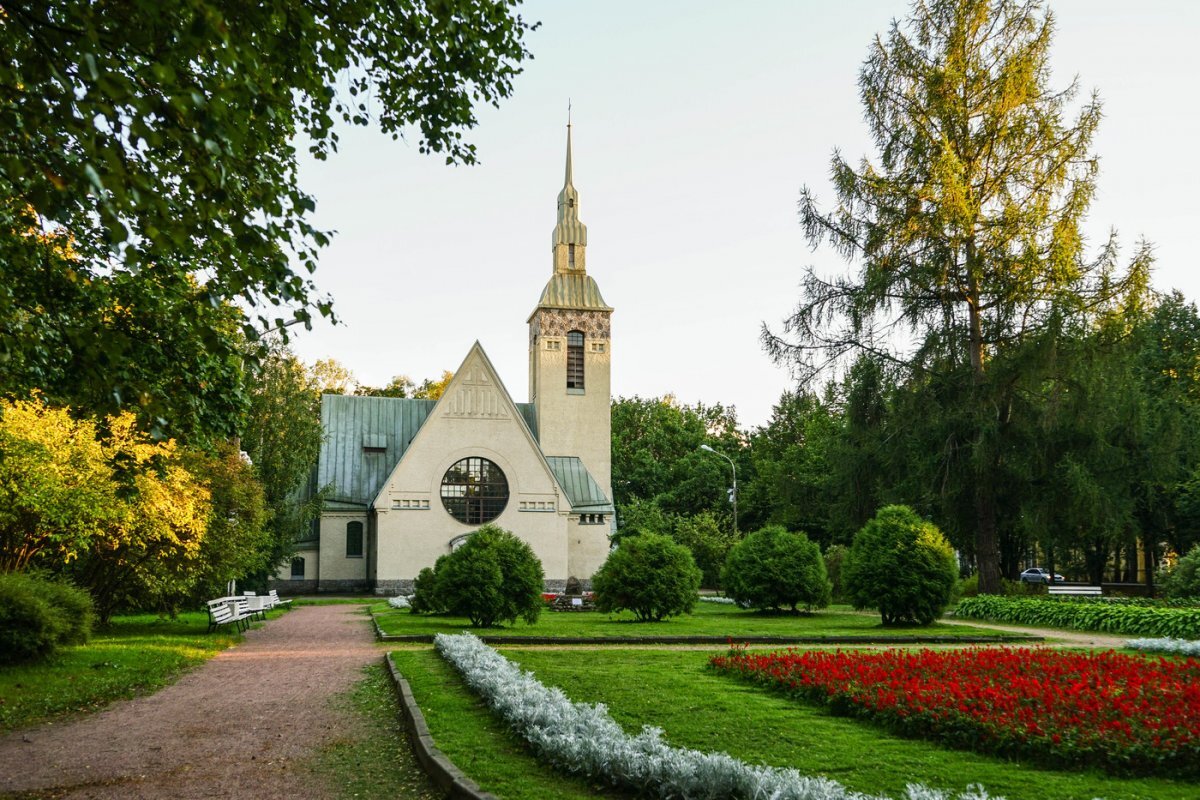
[206,597,252,632]
[268,589,292,607]
[242,592,272,620]
[1048,584,1103,597]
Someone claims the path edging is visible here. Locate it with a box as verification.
[376,629,1040,646]
[383,653,498,800]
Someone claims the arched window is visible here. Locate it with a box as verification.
[290,557,305,579]
[566,330,585,391]
[346,521,364,558]
[440,457,509,525]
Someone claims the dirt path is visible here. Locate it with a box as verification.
[939,616,1131,649]
[0,605,380,800]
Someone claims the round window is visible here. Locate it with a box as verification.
[440,457,509,525]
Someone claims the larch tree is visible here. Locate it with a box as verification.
[765,0,1150,592]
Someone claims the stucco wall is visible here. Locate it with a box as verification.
[567,517,611,582]
[318,512,369,582]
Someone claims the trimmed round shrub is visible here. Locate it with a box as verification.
[721,526,831,612]
[843,505,957,626]
[0,572,94,663]
[435,525,544,627]
[593,533,701,621]
[1163,545,1200,600]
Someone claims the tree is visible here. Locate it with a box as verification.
[310,359,358,396]
[434,525,544,627]
[671,512,736,589]
[240,345,324,582]
[722,526,831,612]
[415,370,455,400]
[1,1,534,436]
[592,533,701,622]
[0,397,115,572]
[843,505,957,626]
[766,0,1149,593]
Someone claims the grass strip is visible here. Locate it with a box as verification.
[375,602,1020,641]
[0,607,285,733]
[305,663,442,800]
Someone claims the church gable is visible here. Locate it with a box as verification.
[371,342,560,514]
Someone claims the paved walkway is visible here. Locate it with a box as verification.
[0,605,379,800]
[939,616,1131,649]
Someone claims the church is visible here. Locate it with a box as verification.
[276,127,615,594]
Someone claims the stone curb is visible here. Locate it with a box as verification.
[376,629,1039,645]
[384,653,498,800]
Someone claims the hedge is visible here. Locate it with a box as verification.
[954,595,1200,639]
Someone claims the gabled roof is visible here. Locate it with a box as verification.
[545,456,613,514]
[317,394,538,508]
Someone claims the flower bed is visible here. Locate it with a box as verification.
[954,595,1200,638]
[710,646,1200,777]
[434,632,1003,800]
[1127,637,1200,657]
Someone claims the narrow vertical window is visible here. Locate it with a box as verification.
[568,243,576,269]
[291,557,305,579]
[346,521,363,558]
[566,330,585,391]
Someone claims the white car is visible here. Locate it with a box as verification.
[1019,567,1065,584]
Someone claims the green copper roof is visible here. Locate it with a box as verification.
[546,456,613,514]
[552,123,587,247]
[318,394,538,508]
[536,273,612,311]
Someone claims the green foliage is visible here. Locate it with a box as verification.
[671,512,736,589]
[955,595,1200,639]
[722,526,831,612]
[435,526,544,628]
[824,544,849,602]
[1,3,533,439]
[410,563,445,614]
[1162,545,1200,600]
[0,572,94,664]
[592,533,701,622]
[844,506,957,626]
[766,0,1153,593]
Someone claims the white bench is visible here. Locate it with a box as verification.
[206,597,252,632]
[268,589,292,607]
[1048,585,1103,596]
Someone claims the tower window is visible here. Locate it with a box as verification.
[568,244,576,268]
[566,330,585,390]
[440,457,509,525]
[346,521,363,558]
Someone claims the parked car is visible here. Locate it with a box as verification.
[1019,567,1066,584]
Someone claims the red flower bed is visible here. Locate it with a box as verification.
[710,646,1200,776]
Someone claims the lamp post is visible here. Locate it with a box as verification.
[700,444,737,536]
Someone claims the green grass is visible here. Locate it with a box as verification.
[374,601,1022,640]
[390,646,1197,800]
[388,649,632,800]
[0,609,280,733]
[305,663,443,800]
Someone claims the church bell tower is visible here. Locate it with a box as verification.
[528,122,613,499]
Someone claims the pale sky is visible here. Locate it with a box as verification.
[289,0,1200,428]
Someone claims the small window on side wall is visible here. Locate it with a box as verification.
[290,557,305,579]
[566,330,585,391]
[346,521,364,558]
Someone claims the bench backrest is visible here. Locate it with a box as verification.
[210,604,235,623]
[1048,585,1103,595]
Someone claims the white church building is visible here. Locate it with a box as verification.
[276,128,615,593]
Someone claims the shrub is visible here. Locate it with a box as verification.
[435,525,544,627]
[593,533,700,621]
[823,544,848,602]
[843,505,957,626]
[1163,545,1200,600]
[409,558,446,614]
[721,526,831,612]
[672,512,734,589]
[955,595,1200,638]
[0,572,94,663]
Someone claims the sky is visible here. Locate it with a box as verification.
[289,0,1200,428]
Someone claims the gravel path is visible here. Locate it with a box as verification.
[939,616,1131,649]
[0,605,380,800]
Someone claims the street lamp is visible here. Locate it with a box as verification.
[700,444,737,536]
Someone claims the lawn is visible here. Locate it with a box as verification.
[0,609,278,733]
[389,645,1197,800]
[374,601,1021,640]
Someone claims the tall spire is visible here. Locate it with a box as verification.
[553,112,587,255]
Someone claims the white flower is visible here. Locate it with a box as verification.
[1126,637,1200,656]
[388,595,412,609]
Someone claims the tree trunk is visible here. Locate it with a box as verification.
[965,243,1002,594]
